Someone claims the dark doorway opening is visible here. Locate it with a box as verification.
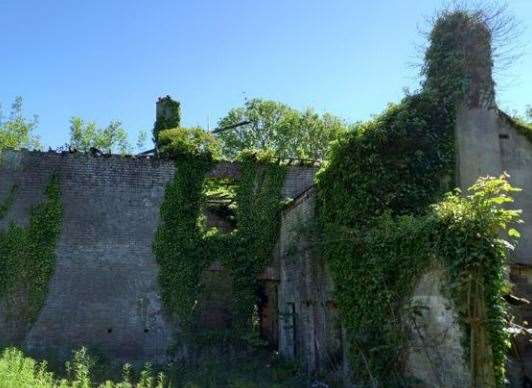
[258,280,279,348]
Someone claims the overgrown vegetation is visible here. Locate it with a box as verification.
[435,175,521,386]
[0,185,17,220]
[153,96,181,148]
[217,98,347,160]
[69,117,130,154]
[0,5,526,388]
[153,150,214,329]
[225,151,286,334]
[154,97,347,161]
[157,126,221,160]
[0,176,62,325]
[168,350,308,387]
[0,347,309,388]
[0,347,166,388]
[154,136,286,343]
[316,9,517,387]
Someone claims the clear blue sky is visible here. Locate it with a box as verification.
[1,0,531,150]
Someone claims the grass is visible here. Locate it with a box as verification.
[0,348,320,388]
[0,348,165,388]
[167,350,310,388]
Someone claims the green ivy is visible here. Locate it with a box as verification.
[225,152,286,333]
[154,148,286,342]
[314,86,456,384]
[153,152,214,329]
[0,185,17,220]
[316,10,514,387]
[317,93,455,230]
[0,175,63,324]
[434,175,521,386]
[153,96,182,147]
[321,213,433,384]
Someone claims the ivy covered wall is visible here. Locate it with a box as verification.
[316,10,521,387]
[153,149,287,346]
[0,9,528,386]
[0,175,62,346]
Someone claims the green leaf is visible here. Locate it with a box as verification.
[508,228,521,238]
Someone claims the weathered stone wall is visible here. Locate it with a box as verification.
[455,106,503,190]
[455,108,532,263]
[498,115,532,265]
[0,150,317,364]
[3,96,528,382]
[452,15,532,383]
[456,107,532,385]
[404,266,470,387]
[277,188,343,374]
[407,56,530,387]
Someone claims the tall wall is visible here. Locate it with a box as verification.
[457,111,532,382]
[277,188,343,375]
[441,15,532,386]
[450,16,532,381]
[457,110,532,265]
[0,150,176,364]
[0,150,316,364]
[399,104,524,387]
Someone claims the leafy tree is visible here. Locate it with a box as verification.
[0,97,40,151]
[157,126,221,159]
[293,109,349,160]
[69,117,130,154]
[216,98,347,160]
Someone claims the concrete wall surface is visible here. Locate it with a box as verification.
[277,188,343,374]
[456,108,532,385]
[404,266,470,388]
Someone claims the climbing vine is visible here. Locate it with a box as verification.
[315,92,455,384]
[0,185,17,220]
[152,9,514,386]
[153,96,182,148]
[225,151,286,334]
[154,141,286,342]
[0,175,63,324]
[316,10,515,387]
[153,151,214,329]
[434,175,521,386]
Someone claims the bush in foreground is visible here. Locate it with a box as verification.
[0,347,165,388]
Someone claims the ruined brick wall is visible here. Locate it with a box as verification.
[0,150,316,364]
[0,150,176,364]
